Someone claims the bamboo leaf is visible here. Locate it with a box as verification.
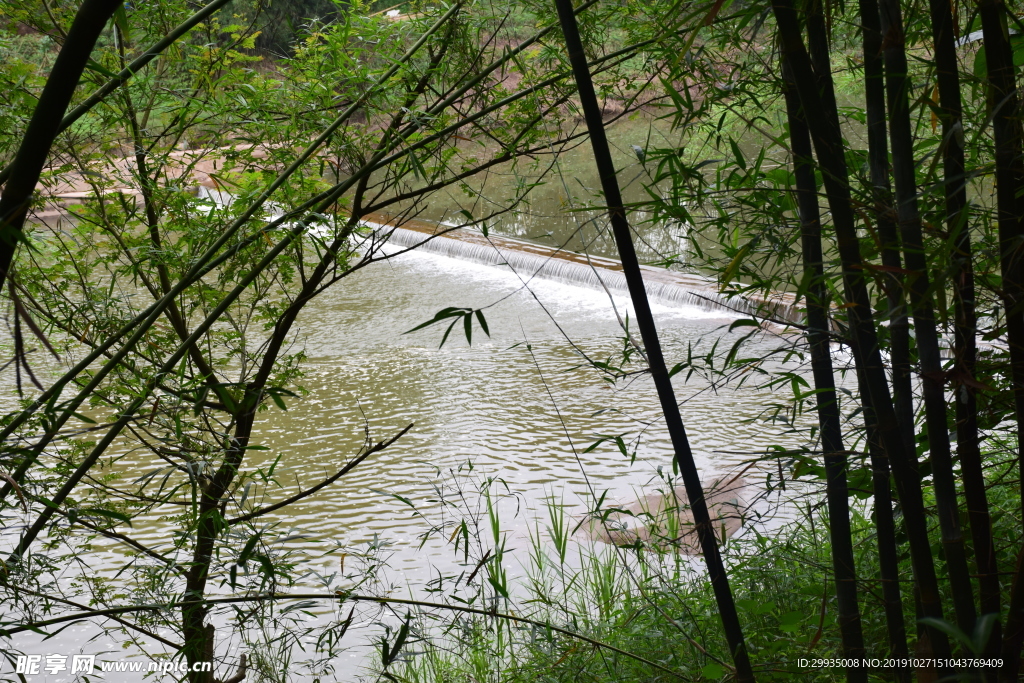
[701,662,724,679]
[721,242,752,289]
[269,391,287,410]
[85,59,120,79]
[113,4,130,41]
[238,533,262,566]
[918,617,974,653]
[80,508,133,527]
[729,137,746,170]
[475,310,490,337]
[728,318,759,332]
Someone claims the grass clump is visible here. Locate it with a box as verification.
[387,487,874,682]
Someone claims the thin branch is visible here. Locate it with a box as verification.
[227,424,413,525]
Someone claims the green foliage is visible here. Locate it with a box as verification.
[390,485,876,683]
[228,0,344,55]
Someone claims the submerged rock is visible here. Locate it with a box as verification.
[578,475,747,553]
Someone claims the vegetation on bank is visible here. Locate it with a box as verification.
[386,448,1021,682]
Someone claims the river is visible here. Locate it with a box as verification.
[2,116,813,681]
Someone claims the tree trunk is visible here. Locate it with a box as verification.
[0,0,124,289]
[977,1,1024,677]
[554,0,755,678]
[927,0,1001,668]
[877,0,977,632]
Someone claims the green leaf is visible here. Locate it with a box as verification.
[85,59,120,79]
[216,386,237,413]
[701,662,724,679]
[254,553,275,579]
[693,159,723,171]
[974,46,987,80]
[80,507,133,527]
[238,533,262,566]
[239,482,252,509]
[487,575,509,598]
[113,4,130,41]
[728,318,759,332]
[388,618,411,664]
[729,137,746,170]
[1014,34,1024,67]
[406,307,488,348]
[779,610,805,632]
[763,167,795,186]
[475,310,490,337]
[440,319,458,348]
[369,489,416,508]
[919,616,975,653]
[721,242,752,288]
[405,307,469,334]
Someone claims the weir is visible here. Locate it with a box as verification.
[361,212,802,323]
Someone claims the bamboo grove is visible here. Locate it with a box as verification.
[2,0,1024,681]
[636,0,1024,679]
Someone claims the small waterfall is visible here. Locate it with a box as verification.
[190,186,800,323]
[370,220,801,323]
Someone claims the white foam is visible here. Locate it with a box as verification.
[378,235,735,321]
[360,224,764,320]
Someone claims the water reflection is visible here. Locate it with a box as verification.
[379,116,692,264]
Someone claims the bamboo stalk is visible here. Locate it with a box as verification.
[858,366,912,679]
[771,0,952,660]
[876,0,978,632]
[805,3,910,670]
[857,0,914,457]
[976,1,1024,677]
[780,53,868,681]
[854,0,912,673]
[926,0,1002,667]
[552,1,754,679]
